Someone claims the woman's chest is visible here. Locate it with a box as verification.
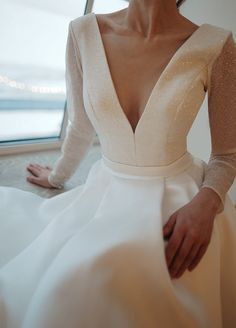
[97,20,196,131]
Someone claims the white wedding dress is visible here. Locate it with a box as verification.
[0,13,236,328]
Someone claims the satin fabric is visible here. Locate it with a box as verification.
[0,151,236,328]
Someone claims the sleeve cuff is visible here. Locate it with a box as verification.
[200,185,225,214]
[48,173,64,190]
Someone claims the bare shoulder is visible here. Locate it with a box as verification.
[94,9,126,34]
[70,12,94,33]
[79,10,234,42]
[93,9,201,39]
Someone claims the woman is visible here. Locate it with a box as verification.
[0,0,236,327]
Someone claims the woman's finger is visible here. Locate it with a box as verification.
[168,235,193,277]
[174,243,200,278]
[188,244,208,271]
[27,163,39,167]
[163,212,177,239]
[45,165,52,170]
[27,175,41,185]
[34,163,51,170]
[165,226,184,269]
[27,163,43,169]
[27,166,40,177]
[33,163,44,169]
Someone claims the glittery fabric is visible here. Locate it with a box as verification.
[48,22,96,189]
[48,14,235,215]
[201,32,236,212]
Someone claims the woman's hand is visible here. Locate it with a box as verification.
[26,163,54,189]
[163,188,221,279]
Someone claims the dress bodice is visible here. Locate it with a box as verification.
[74,13,230,165]
[48,13,236,213]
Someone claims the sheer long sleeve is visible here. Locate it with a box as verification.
[48,21,96,189]
[200,31,236,213]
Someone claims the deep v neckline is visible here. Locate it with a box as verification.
[91,12,205,137]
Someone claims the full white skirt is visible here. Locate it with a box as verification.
[0,152,236,328]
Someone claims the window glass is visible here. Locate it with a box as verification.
[0,0,87,144]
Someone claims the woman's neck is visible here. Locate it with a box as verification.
[123,0,186,37]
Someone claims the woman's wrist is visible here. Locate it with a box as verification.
[48,173,64,189]
[197,187,222,211]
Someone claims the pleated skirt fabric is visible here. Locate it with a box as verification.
[0,151,236,328]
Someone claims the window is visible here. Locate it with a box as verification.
[0,0,87,151]
[0,0,128,153]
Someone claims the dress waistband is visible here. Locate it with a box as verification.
[101,151,194,178]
